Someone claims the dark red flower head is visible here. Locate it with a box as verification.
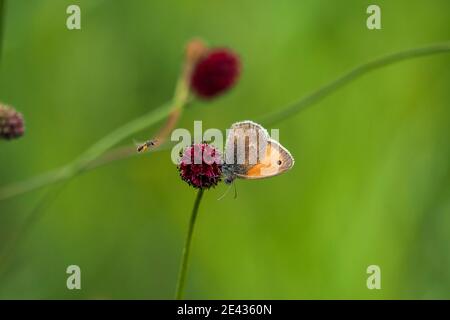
[178,143,222,189]
[0,104,25,140]
[190,48,240,99]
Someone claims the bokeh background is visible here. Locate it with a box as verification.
[0,0,449,299]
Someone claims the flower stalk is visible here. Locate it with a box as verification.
[0,42,449,200]
[151,39,205,148]
[0,0,6,65]
[175,188,204,300]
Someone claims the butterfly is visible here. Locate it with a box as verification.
[222,121,294,184]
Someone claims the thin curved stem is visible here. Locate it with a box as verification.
[175,189,204,300]
[259,42,450,126]
[1,42,450,201]
[0,0,6,65]
[0,41,196,201]
[0,101,173,201]
[0,181,67,278]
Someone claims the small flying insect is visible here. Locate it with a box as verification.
[136,139,157,153]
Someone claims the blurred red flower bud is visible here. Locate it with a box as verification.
[0,103,25,140]
[190,49,240,99]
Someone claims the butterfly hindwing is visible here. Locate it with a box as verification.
[236,139,294,179]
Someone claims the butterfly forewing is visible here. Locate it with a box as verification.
[225,121,269,174]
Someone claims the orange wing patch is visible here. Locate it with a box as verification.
[238,142,293,179]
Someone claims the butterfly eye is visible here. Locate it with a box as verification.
[277,160,282,166]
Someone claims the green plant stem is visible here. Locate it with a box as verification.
[0,0,6,65]
[175,189,204,300]
[0,182,66,278]
[1,42,450,201]
[0,101,173,201]
[0,52,193,201]
[259,42,450,126]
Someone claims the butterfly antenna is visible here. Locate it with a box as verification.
[233,182,238,199]
[217,183,233,201]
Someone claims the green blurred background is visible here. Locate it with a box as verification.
[0,0,449,299]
